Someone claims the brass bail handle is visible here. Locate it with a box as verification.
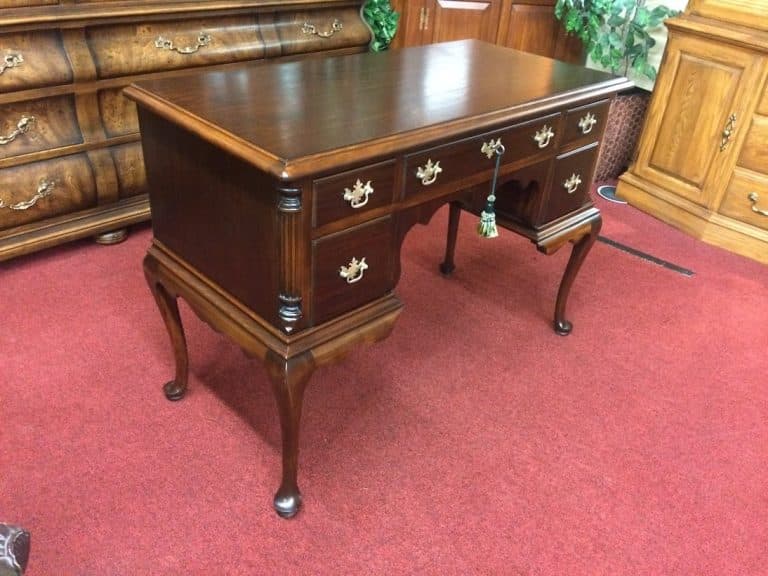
[720,113,736,151]
[154,33,211,55]
[302,19,343,38]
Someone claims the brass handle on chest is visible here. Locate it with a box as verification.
[343,179,374,208]
[154,33,211,55]
[1,52,23,75]
[747,192,768,217]
[339,257,368,284]
[0,115,35,145]
[578,112,598,134]
[563,173,582,194]
[720,113,736,151]
[533,125,555,148]
[416,159,442,186]
[302,19,343,38]
[0,178,55,210]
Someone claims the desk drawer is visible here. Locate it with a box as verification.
[1,95,83,160]
[312,216,395,324]
[86,16,264,79]
[313,159,396,227]
[0,31,73,93]
[540,142,599,223]
[562,100,610,147]
[403,113,561,199]
[0,154,97,231]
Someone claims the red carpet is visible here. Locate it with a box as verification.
[2,189,767,575]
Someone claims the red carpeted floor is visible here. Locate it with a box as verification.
[2,190,767,575]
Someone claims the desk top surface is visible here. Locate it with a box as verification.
[125,40,630,179]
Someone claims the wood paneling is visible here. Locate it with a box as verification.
[391,0,582,63]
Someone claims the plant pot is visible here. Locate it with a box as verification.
[593,86,650,182]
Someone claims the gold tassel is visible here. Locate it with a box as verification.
[477,194,498,238]
[478,141,505,238]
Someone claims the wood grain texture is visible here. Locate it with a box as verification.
[617,12,768,264]
[125,40,624,180]
[0,0,371,261]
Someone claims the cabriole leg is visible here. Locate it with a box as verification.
[143,256,189,400]
[553,215,602,336]
[265,350,316,518]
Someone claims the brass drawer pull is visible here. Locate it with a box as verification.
[343,179,374,208]
[747,192,768,217]
[563,173,582,194]
[416,159,442,186]
[1,52,23,75]
[533,125,555,148]
[302,19,343,38]
[339,256,368,284]
[0,115,35,145]
[154,33,211,55]
[0,178,55,210]
[578,112,597,134]
[481,138,505,159]
[720,113,736,152]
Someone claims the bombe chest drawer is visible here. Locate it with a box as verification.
[0,0,371,261]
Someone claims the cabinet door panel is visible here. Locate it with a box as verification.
[633,33,763,208]
[500,4,559,57]
[428,0,502,44]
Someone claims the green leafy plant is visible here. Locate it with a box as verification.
[555,0,678,81]
[362,0,400,52]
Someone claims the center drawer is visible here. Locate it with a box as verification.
[403,112,562,199]
[312,216,395,325]
[86,16,266,79]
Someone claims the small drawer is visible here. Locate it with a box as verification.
[562,100,610,147]
[0,154,97,231]
[719,169,768,231]
[403,113,562,199]
[313,159,396,227]
[99,87,139,138]
[312,216,395,324]
[0,31,73,93]
[0,95,83,160]
[540,142,599,223]
[272,7,373,57]
[736,114,768,174]
[86,16,265,79]
[110,142,147,199]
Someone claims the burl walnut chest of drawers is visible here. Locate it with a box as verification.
[0,0,371,261]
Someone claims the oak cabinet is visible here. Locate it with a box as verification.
[390,0,582,63]
[616,7,768,264]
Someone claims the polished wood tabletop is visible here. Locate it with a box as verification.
[125,39,625,179]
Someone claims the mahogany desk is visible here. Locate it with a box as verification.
[124,40,632,518]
